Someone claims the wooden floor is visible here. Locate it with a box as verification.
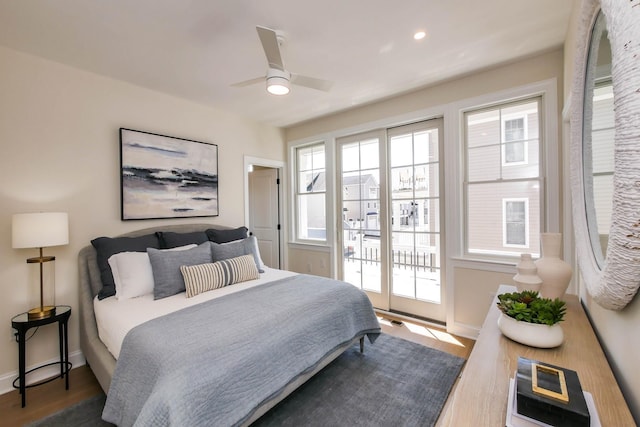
[0,315,474,426]
[0,366,103,427]
[376,312,474,360]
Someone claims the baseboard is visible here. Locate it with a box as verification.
[374,308,481,341]
[447,321,480,340]
[0,350,85,396]
[374,309,445,329]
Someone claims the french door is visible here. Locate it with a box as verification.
[338,119,444,322]
[338,131,388,309]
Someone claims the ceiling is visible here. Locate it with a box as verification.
[0,1,575,128]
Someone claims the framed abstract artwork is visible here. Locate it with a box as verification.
[120,128,219,220]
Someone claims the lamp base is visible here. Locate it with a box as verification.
[28,306,56,320]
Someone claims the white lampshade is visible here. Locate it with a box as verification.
[12,212,69,249]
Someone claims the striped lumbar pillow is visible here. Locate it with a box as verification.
[180,254,260,298]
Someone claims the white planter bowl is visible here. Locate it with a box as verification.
[497,313,564,348]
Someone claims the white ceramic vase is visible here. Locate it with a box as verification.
[497,313,564,348]
[535,233,572,300]
[513,253,542,292]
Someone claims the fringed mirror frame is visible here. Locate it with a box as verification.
[570,0,640,310]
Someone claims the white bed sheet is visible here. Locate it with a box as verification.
[94,267,297,359]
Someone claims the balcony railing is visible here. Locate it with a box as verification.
[344,248,437,272]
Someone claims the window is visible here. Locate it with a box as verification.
[295,143,326,241]
[502,115,528,165]
[590,81,614,238]
[465,98,542,257]
[503,199,529,247]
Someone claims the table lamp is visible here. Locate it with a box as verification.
[12,212,69,320]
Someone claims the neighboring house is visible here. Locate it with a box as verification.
[342,173,380,234]
[590,81,614,255]
[466,101,542,257]
[300,171,327,239]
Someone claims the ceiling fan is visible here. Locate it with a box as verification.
[231,26,333,95]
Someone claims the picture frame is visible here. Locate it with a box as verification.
[120,128,219,220]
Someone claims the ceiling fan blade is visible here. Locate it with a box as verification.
[230,76,264,88]
[290,74,333,92]
[256,26,285,71]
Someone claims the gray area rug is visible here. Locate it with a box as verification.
[28,333,464,427]
[27,394,112,427]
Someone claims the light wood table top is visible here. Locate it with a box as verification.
[439,285,634,426]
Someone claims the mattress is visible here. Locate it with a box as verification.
[94,267,297,359]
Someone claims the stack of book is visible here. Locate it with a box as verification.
[505,357,601,427]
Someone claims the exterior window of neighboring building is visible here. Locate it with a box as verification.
[502,115,528,165]
[590,81,614,249]
[503,198,528,247]
[295,143,326,241]
[465,98,542,257]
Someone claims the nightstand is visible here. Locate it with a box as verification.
[11,305,72,408]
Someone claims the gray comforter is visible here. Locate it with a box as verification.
[102,274,381,426]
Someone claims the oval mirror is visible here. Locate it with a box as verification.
[582,10,612,269]
[571,0,640,310]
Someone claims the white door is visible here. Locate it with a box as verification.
[249,167,281,268]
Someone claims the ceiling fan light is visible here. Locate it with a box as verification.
[267,75,290,95]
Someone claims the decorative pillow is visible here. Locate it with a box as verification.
[156,231,208,249]
[91,233,160,300]
[148,242,212,300]
[246,235,266,271]
[180,255,260,298]
[205,226,248,244]
[108,244,196,300]
[210,236,264,272]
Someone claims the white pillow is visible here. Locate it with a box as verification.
[108,244,196,300]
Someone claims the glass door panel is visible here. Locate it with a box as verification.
[388,121,444,321]
[339,135,386,308]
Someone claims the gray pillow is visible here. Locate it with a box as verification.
[156,231,208,249]
[210,236,264,273]
[206,226,248,243]
[148,242,212,300]
[91,233,160,300]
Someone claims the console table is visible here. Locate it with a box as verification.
[438,285,634,426]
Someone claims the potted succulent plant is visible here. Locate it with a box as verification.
[496,290,567,348]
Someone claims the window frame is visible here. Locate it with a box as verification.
[293,142,327,243]
[462,96,544,260]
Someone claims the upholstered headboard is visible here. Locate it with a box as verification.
[78,223,234,392]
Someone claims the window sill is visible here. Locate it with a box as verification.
[288,242,331,252]
[450,256,518,274]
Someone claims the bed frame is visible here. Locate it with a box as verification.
[78,223,364,425]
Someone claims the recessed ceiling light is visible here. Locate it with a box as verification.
[414,31,427,40]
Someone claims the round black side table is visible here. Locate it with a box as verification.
[11,305,72,408]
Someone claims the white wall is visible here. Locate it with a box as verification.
[286,245,332,278]
[0,45,285,391]
[286,50,564,142]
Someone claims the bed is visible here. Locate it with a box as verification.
[78,223,380,426]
